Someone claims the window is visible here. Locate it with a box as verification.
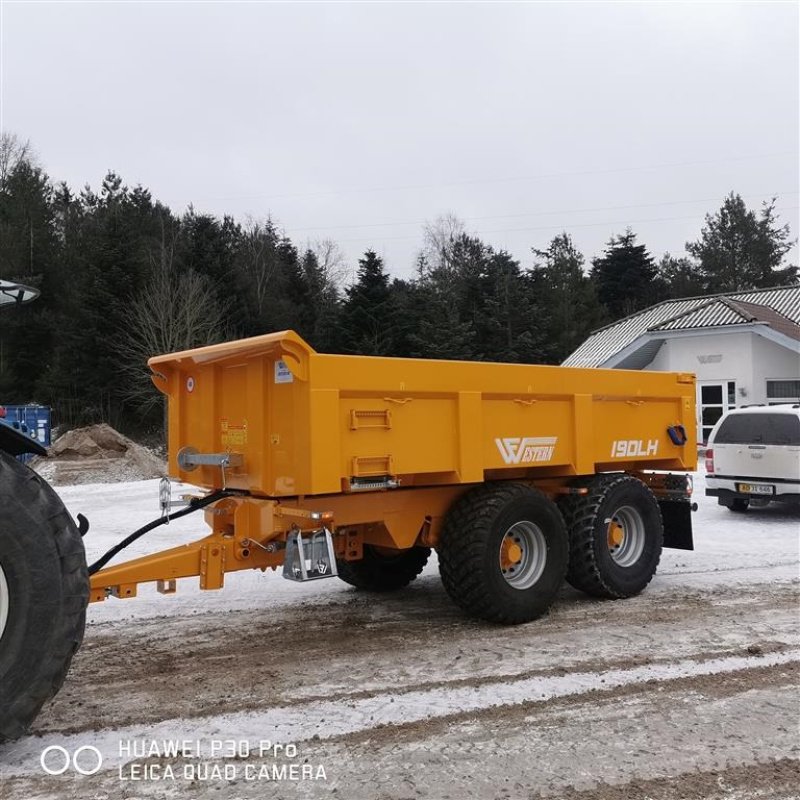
[766,379,800,405]
[715,413,800,446]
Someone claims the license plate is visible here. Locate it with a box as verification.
[737,483,774,495]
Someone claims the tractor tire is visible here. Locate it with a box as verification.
[0,451,89,741]
[559,474,663,600]
[337,545,431,592]
[437,483,568,624]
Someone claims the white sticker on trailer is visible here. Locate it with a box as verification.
[610,439,659,458]
[274,360,294,384]
[495,436,557,464]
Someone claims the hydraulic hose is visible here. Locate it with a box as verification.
[87,489,238,576]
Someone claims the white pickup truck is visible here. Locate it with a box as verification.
[705,404,800,510]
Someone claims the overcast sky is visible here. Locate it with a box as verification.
[2,1,798,280]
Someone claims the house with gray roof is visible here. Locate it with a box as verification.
[563,285,800,443]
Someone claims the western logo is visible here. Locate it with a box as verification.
[495,437,558,465]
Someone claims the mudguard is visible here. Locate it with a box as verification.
[660,499,694,550]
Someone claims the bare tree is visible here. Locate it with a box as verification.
[420,213,466,274]
[238,217,284,321]
[116,240,229,414]
[307,238,348,288]
[0,132,34,191]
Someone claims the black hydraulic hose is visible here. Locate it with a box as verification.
[87,489,238,576]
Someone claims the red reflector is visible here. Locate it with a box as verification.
[705,448,714,474]
[0,406,6,418]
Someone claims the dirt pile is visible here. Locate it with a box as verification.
[31,423,166,485]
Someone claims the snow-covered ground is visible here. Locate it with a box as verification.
[52,471,795,627]
[58,471,800,623]
[1,470,798,800]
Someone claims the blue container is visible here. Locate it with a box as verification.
[0,404,52,461]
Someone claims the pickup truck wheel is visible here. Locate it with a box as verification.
[560,474,663,599]
[727,498,750,512]
[337,545,430,592]
[0,452,88,741]
[437,483,568,624]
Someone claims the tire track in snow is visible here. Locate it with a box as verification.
[2,647,798,778]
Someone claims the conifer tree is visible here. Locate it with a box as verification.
[340,250,395,355]
[657,253,706,299]
[686,193,797,291]
[590,228,658,318]
[531,233,605,363]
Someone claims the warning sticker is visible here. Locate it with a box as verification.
[221,418,248,447]
[274,360,294,384]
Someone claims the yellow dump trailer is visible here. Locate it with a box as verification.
[89,330,697,625]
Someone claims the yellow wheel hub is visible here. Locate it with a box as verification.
[500,537,523,570]
[608,520,625,548]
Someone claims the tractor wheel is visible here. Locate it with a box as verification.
[437,483,568,624]
[0,451,89,741]
[337,545,431,592]
[559,474,663,600]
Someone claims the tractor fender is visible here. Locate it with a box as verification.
[0,421,47,457]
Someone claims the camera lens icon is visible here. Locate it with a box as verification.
[40,745,103,776]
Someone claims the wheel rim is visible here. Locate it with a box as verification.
[499,521,547,589]
[606,505,646,567]
[0,561,9,642]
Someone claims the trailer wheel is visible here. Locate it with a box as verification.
[337,545,431,592]
[437,483,568,624]
[560,474,663,600]
[0,452,88,741]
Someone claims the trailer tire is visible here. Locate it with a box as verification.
[560,474,663,600]
[337,545,431,592]
[437,483,568,624]
[0,451,88,741]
